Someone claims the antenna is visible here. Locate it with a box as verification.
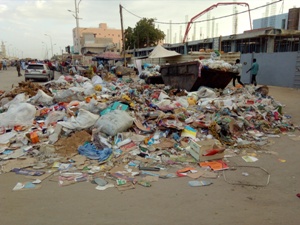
[232,0,238,35]
[264,2,270,27]
[211,17,215,38]
[270,0,277,27]
[169,20,172,44]
[206,12,211,38]
[179,25,182,43]
[193,24,196,41]
[200,27,203,40]
[279,0,284,14]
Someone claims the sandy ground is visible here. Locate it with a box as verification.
[0,67,300,225]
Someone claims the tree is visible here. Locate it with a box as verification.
[125,18,165,50]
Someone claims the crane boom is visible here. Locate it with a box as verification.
[183,2,252,43]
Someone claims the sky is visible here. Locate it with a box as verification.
[0,0,298,59]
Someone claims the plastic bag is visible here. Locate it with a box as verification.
[94,110,133,136]
[175,97,189,108]
[3,93,26,109]
[53,87,85,103]
[0,103,36,127]
[91,75,103,85]
[79,98,107,114]
[30,90,53,106]
[82,82,95,96]
[78,142,112,162]
[55,76,69,84]
[197,87,217,99]
[58,108,99,130]
[45,111,66,126]
[74,75,90,83]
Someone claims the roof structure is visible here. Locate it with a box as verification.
[148,45,181,58]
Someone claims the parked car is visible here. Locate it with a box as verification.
[24,63,54,81]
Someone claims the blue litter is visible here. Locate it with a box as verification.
[78,142,112,162]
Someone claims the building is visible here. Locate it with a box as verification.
[253,7,300,31]
[253,13,288,30]
[72,23,122,55]
[128,7,300,89]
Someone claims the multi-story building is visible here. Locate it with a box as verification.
[253,7,300,30]
[72,23,122,54]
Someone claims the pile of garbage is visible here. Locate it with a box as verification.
[139,63,161,79]
[198,59,237,72]
[0,73,298,191]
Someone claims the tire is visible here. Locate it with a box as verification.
[46,75,51,82]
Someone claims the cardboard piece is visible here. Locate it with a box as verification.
[188,139,225,162]
[199,160,229,171]
[1,158,37,173]
[134,119,153,133]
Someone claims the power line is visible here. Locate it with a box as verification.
[122,0,282,25]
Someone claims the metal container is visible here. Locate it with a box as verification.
[159,61,237,91]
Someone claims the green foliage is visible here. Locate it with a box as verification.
[124,18,165,50]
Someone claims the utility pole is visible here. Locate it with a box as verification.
[69,0,82,55]
[119,4,126,65]
[75,0,81,55]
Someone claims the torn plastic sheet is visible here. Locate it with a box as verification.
[78,142,112,162]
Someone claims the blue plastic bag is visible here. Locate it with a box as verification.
[78,142,112,162]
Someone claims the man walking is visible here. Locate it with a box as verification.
[232,59,244,87]
[16,60,22,77]
[246,58,259,86]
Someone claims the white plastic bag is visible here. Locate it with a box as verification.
[79,99,107,114]
[3,93,27,109]
[58,108,99,130]
[53,87,85,102]
[0,103,36,127]
[91,75,103,85]
[83,82,95,96]
[197,87,217,99]
[45,111,66,126]
[175,97,189,108]
[94,110,133,136]
[30,90,53,106]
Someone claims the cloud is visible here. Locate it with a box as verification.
[0,4,8,13]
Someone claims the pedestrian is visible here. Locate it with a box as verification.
[246,58,259,86]
[47,60,55,76]
[16,60,22,76]
[232,59,244,87]
[2,60,7,70]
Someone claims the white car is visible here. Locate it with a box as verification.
[25,63,54,82]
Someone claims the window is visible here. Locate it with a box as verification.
[28,65,44,70]
[281,19,286,29]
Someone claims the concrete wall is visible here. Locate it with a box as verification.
[240,52,298,87]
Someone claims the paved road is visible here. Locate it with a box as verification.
[0,66,61,91]
[0,67,300,225]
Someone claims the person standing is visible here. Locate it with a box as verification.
[16,60,22,76]
[246,58,259,86]
[232,59,244,87]
[2,59,7,70]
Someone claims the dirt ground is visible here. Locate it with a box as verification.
[0,67,300,225]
